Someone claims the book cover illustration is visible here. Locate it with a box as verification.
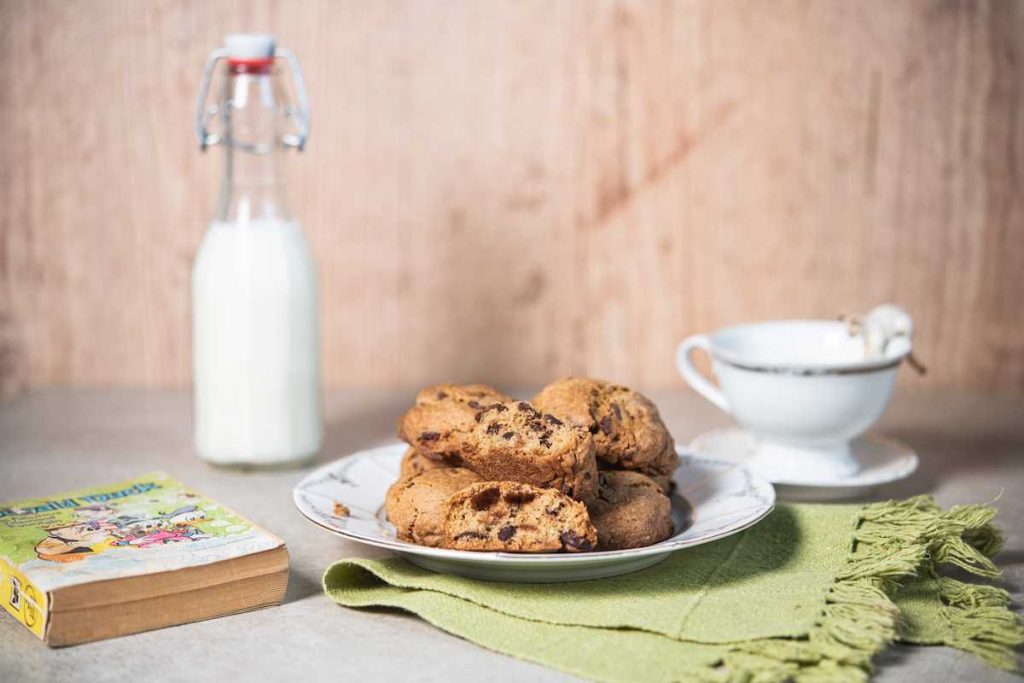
[0,471,281,636]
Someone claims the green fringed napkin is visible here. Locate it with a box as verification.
[323,497,1023,682]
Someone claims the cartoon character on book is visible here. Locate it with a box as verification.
[114,507,210,549]
[34,504,210,563]
[33,505,121,563]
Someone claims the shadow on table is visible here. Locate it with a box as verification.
[285,570,322,603]
[991,549,1024,567]
[869,429,1023,501]
[871,642,915,669]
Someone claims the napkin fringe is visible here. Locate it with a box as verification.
[723,495,1021,681]
[937,576,1024,671]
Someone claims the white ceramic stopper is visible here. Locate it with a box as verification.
[224,33,276,60]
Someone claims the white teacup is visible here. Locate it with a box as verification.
[676,319,911,481]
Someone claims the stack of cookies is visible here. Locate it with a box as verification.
[386,378,679,553]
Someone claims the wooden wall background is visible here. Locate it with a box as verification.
[1,0,1022,397]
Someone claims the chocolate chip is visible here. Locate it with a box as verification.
[491,403,508,412]
[436,391,448,400]
[539,437,552,448]
[502,431,515,440]
[470,487,501,510]
[486,422,502,435]
[528,421,544,432]
[517,401,532,412]
[589,425,599,434]
[504,491,536,505]
[467,400,482,409]
[611,403,622,420]
[498,525,517,542]
[599,416,613,436]
[419,431,441,442]
[544,414,563,426]
[560,531,593,551]
[545,503,564,516]
[453,531,487,540]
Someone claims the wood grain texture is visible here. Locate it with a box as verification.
[1,0,1022,395]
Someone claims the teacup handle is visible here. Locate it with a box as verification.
[675,335,731,413]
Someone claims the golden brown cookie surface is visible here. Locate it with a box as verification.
[397,383,512,458]
[598,462,674,494]
[588,470,674,550]
[462,401,598,502]
[444,481,597,553]
[533,377,678,476]
[398,447,458,478]
[384,467,483,547]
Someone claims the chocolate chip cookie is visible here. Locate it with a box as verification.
[588,470,674,550]
[645,471,674,494]
[533,377,678,476]
[385,467,483,547]
[444,481,597,552]
[598,463,674,494]
[397,383,512,459]
[399,447,458,478]
[459,401,598,501]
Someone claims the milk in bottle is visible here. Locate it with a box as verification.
[192,34,321,466]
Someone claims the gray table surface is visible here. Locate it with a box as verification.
[0,388,1021,682]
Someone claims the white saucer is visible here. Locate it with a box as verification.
[689,428,918,501]
[293,443,775,582]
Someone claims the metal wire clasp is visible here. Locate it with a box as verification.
[194,46,311,152]
[276,47,311,152]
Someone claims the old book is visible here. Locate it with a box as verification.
[0,472,288,646]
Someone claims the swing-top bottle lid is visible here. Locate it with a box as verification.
[224,34,276,62]
[196,34,310,151]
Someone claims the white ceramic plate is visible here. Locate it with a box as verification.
[689,428,918,501]
[293,443,775,582]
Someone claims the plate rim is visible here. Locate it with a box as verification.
[292,443,776,564]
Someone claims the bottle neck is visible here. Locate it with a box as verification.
[214,144,291,223]
[213,70,292,224]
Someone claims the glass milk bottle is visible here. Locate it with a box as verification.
[191,34,321,467]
